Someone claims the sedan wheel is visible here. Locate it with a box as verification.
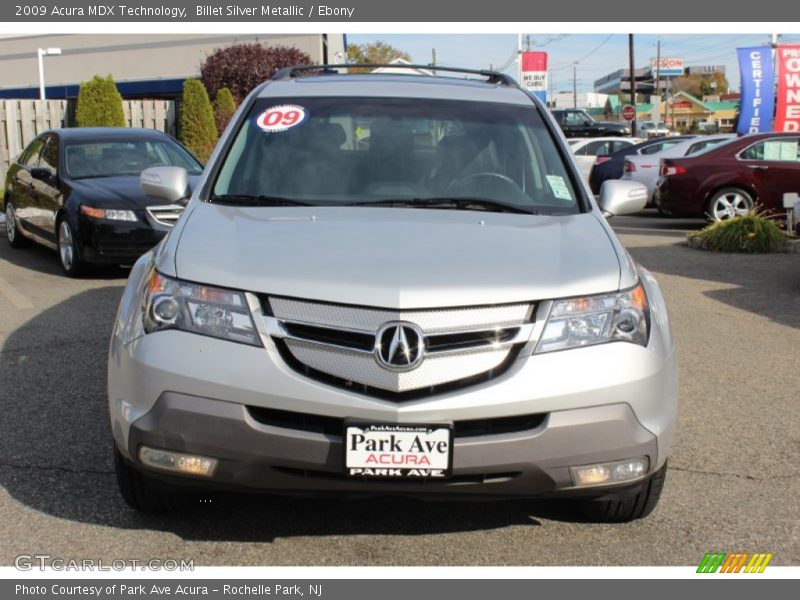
[5,203,28,248]
[57,218,85,276]
[708,188,754,222]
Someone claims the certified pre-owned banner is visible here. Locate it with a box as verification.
[775,45,800,132]
[737,46,775,134]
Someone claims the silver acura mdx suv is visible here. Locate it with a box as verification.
[109,65,676,521]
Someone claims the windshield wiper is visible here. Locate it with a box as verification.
[210,194,311,207]
[348,198,540,215]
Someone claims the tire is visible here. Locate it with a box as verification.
[114,445,183,513]
[706,187,754,222]
[575,460,668,523]
[5,202,28,248]
[56,215,86,277]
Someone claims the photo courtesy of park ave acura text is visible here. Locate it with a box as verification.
[0,14,798,574]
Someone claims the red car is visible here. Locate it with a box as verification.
[655,132,800,222]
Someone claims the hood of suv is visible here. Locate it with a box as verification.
[171,203,622,308]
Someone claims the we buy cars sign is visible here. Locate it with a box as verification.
[521,51,548,102]
[775,45,800,132]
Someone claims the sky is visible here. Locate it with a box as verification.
[346,33,800,94]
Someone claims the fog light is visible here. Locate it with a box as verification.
[570,457,649,487]
[139,446,218,477]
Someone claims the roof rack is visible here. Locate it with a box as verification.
[270,64,517,86]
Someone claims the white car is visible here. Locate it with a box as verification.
[622,134,737,203]
[568,137,640,181]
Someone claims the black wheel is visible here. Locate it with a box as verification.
[706,187,754,222]
[575,460,668,523]
[56,215,86,277]
[114,445,183,512]
[5,202,29,248]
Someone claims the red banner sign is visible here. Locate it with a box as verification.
[522,51,548,72]
[775,45,800,132]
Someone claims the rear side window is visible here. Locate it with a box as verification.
[213,97,584,215]
[20,137,45,167]
[740,139,800,162]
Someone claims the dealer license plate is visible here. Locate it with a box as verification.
[344,423,453,479]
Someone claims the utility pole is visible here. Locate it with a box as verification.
[654,39,661,122]
[628,33,636,136]
[525,35,532,51]
[573,63,577,108]
[431,48,437,75]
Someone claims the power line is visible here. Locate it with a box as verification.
[549,34,616,72]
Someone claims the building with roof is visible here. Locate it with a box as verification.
[0,34,345,99]
[594,64,727,97]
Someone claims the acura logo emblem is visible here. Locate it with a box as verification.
[374,321,425,371]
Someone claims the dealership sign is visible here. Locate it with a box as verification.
[521,51,548,103]
[651,57,684,78]
[775,45,800,132]
[737,47,775,134]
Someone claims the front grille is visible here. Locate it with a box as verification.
[145,204,184,227]
[247,406,548,439]
[260,296,535,399]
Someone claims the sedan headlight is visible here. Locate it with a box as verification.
[535,282,649,354]
[143,270,261,346]
[80,205,138,221]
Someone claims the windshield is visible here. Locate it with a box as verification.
[212,97,582,215]
[65,139,203,179]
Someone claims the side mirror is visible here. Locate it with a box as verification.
[30,166,54,181]
[598,180,648,217]
[140,166,189,203]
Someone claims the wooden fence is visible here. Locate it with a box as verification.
[0,99,177,184]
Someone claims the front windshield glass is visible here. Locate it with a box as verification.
[212,97,582,215]
[65,139,204,179]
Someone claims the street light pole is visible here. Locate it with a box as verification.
[37,47,62,100]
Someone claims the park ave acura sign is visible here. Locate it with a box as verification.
[345,424,452,478]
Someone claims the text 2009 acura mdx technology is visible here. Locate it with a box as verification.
[109,65,677,522]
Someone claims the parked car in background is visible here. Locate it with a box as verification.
[109,65,676,523]
[656,132,800,222]
[639,121,673,139]
[3,128,203,276]
[551,109,631,138]
[623,134,737,205]
[568,137,640,181]
[589,135,696,194]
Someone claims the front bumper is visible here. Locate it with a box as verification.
[124,391,659,498]
[78,215,167,264]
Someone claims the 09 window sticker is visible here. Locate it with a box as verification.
[254,104,309,132]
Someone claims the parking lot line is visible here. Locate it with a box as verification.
[0,273,33,309]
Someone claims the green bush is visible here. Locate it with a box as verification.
[213,87,237,136]
[75,75,126,127]
[688,211,789,253]
[179,79,217,164]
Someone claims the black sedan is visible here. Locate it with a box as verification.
[588,135,695,194]
[3,128,202,276]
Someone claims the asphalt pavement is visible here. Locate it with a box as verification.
[0,210,798,566]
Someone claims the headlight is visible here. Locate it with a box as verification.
[143,270,261,346]
[80,205,138,221]
[535,282,649,354]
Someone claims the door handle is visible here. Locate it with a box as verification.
[747,165,769,170]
